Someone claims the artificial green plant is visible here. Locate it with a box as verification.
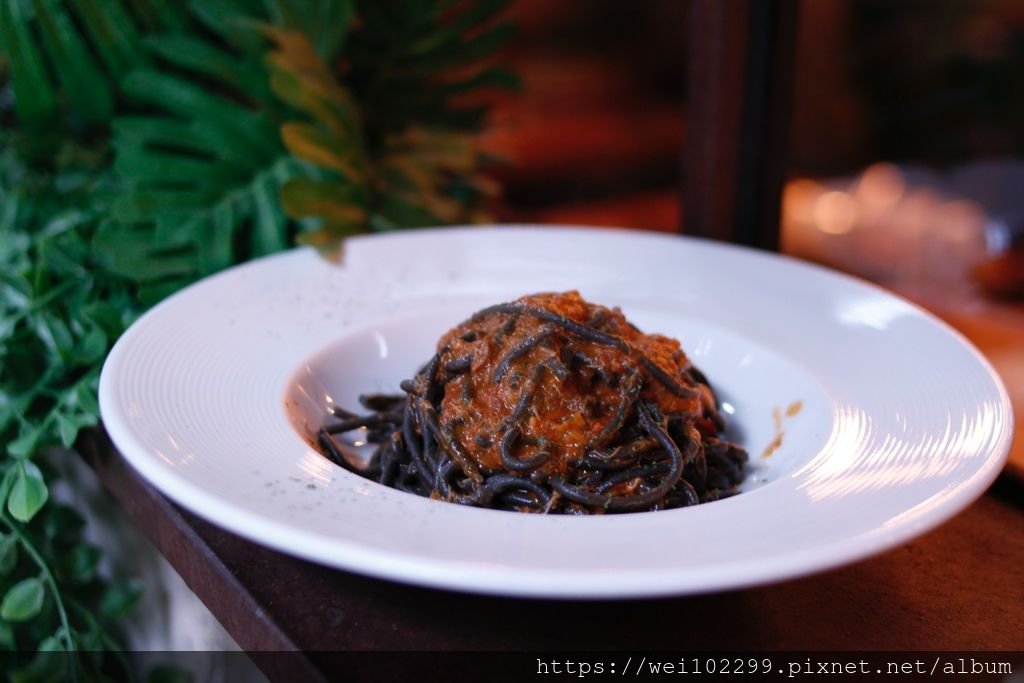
[0,0,513,677]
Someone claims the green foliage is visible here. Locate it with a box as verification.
[0,148,134,468]
[0,0,153,162]
[0,143,140,677]
[348,0,516,135]
[340,0,516,229]
[1,577,45,622]
[0,534,18,575]
[0,0,513,676]
[101,3,292,297]
[265,25,370,243]
[6,462,49,522]
[98,578,141,619]
[104,0,514,256]
[268,0,515,242]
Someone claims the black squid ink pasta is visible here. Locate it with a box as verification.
[318,291,748,514]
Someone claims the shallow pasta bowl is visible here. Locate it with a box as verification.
[98,226,1013,598]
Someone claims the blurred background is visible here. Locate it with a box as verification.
[486,1,1023,214]
[486,0,1024,249]
[480,0,1024,479]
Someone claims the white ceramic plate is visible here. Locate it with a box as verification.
[99,226,1013,598]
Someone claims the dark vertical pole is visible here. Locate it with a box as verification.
[683,0,798,250]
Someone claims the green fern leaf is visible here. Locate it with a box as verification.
[348,0,518,135]
[0,0,164,137]
[92,218,200,305]
[66,0,150,75]
[280,123,364,184]
[129,0,188,32]
[187,0,266,54]
[0,0,59,125]
[265,27,370,243]
[105,13,300,285]
[120,69,280,158]
[267,23,502,239]
[142,33,271,98]
[280,178,366,222]
[32,0,113,124]
[264,0,354,60]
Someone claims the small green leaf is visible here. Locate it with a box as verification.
[38,238,88,277]
[73,381,100,417]
[100,579,142,619]
[1,577,45,622]
[1,281,31,310]
[0,315,18,339]
[31,314,74,358]
[42,504,85,545]
[54,414,78,449]
[0,467,16,502]
[75,325,107,363]
[8,462,49,522]
[75,623,103,651]
[0,392,14,433]
[38,635,62,653]
[80,301,126,339]
[0,534,17,575]
[64,543,101,583]
[7,427,41,459]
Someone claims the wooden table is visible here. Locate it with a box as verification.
[79,428,1023,681]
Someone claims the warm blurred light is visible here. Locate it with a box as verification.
[782,163,991,290]
[783,178,822,226]
[813,190,858,235]
[855,162,905,217]
[897,189,935,227]
[936,200,986,246]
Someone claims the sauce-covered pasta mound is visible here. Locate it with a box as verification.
[320,291,747,513]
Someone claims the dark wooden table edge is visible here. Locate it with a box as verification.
[78,429,330,683]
